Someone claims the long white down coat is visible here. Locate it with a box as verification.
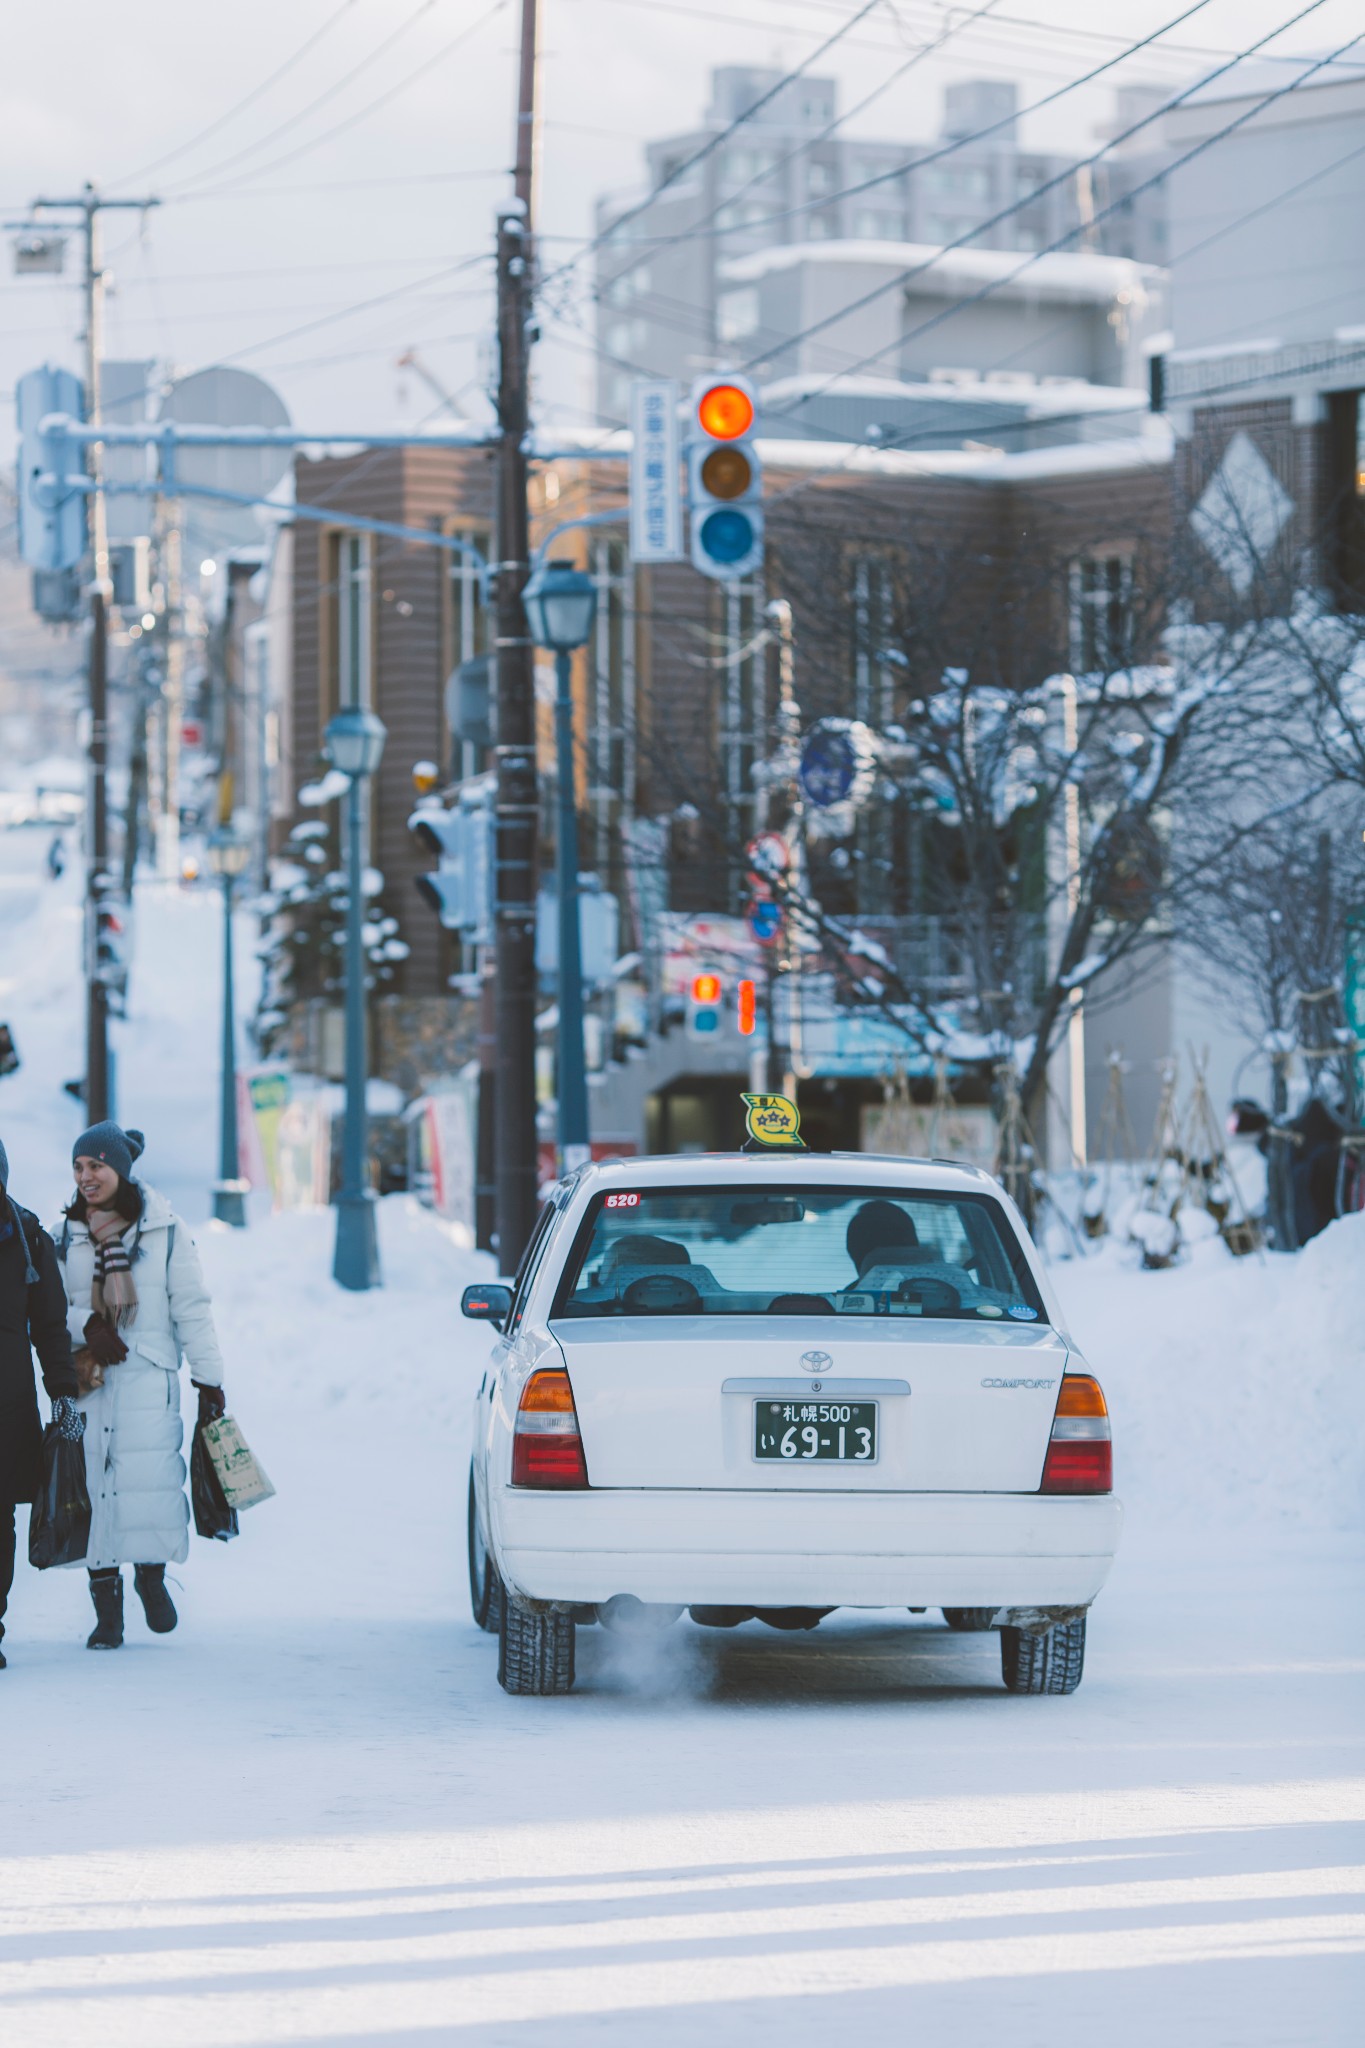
[53,1183,225,1568]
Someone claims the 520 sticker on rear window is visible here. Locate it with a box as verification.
[604,1192,641,1209]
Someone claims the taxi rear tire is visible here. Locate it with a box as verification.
[498,1599,576,1696]
[1000,1616,1086,1695]
[467,1471,504,1636]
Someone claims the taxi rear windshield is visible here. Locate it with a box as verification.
[552,1185,1046,1325]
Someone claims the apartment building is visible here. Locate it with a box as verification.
[594,66,1172,424]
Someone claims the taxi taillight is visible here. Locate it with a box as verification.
[1040,1374,1112,1495]
[512,1369,588,1488]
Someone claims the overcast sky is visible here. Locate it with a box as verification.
[1,0,1360,461]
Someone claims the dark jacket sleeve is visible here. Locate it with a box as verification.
[26,1215,78,1400]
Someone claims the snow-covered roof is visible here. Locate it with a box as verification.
[755,416,1174,484]
[721,239,1164,303]
[760,371,1147,419]
[532,413,1174,481]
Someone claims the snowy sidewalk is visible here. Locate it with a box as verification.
[0,832,1361,2046]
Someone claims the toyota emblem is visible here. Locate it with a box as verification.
[800,1349,832,1373]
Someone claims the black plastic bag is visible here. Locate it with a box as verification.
[192,1423,239,1542]
[28,1424,91,1569]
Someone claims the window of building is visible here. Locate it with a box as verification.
[607,319,645,363]
[1069,552,1134,674]
[852,554,897,726]
[927,166,990,200]
[853,209,903,241]
[717,201,772,233]
[722,148,778,189]
[718,287,760,342]
[335,533,372,713]
[1326,389,1365,614]
[588,538,636,874]
[807,159,834,197]
[447,527,492,783]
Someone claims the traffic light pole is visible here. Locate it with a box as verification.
[491,0,541,1270]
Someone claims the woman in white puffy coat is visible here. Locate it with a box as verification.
[53,1121,227,1650]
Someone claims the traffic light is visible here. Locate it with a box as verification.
[737,978,757,1037]
[16,364,87,572]
[409,800,493,941]
[687,971,723,1038]
[687,375,763,582]
[92,891,129,1015]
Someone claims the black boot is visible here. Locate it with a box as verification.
[133,1564,178,1635]
[87,1569,124,1649]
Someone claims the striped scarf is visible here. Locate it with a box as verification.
[88,1207,138,1328]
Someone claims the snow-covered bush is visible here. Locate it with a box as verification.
[253,822,410,1057]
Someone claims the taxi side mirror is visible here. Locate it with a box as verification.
[461,1282,514,1328]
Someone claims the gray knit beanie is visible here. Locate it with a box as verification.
[72,1121,145,1183]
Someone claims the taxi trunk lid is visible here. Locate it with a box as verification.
[552,1317,1068,1491]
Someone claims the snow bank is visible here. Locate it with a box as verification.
[1055,1217,1365,1535]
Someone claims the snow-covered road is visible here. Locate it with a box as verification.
[0,830,1360,2046]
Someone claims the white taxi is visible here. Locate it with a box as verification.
[463,1149,1120,1697]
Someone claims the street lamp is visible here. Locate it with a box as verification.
[206,824,252,1228]
[324,706,387,1290]
[522,557,597,1173]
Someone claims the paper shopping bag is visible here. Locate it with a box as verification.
[201,1414,276,1511]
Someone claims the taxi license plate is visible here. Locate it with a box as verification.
[754,1401,877,1463]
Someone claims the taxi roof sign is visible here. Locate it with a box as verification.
[741,1092,805,1149]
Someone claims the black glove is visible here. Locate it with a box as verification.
[84,1315,128,1367]
[193,1381,227,1424]
[52,1396,86,1441]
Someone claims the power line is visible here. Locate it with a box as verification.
[538,0,884,293]
[580,0,1014,308]
[758,37,1365,507]
[570,0,1216,316]
[745,0,1343,395]
[161,0,450,196]
[169,0,510,202]
[162,167,505,205]
[112,0,364,186]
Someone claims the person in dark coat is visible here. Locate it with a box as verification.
[0,1137,81,1668]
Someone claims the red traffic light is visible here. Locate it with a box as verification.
[691,973,722,1004]
[696,383,754,441]
[737,979,757,1036]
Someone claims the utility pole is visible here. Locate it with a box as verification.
[491,0,541,1267]
[25,184,159,1118]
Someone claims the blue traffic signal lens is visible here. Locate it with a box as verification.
[698,507,755,565]
[693,1009,720,1032]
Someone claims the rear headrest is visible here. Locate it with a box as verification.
[601,1233,692,1275]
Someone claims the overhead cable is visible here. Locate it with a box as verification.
[112,0,364,186]
[747,0,1343,394]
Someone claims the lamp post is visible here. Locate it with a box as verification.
[324,706,388,1289]
[206,825,252,1227]
[522,557,597,1173]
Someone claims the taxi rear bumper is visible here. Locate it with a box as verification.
[491,1486,1121,1609]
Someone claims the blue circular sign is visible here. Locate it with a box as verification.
[748,900,782,944]
[800,727,857,808]
[698,507,755,565]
